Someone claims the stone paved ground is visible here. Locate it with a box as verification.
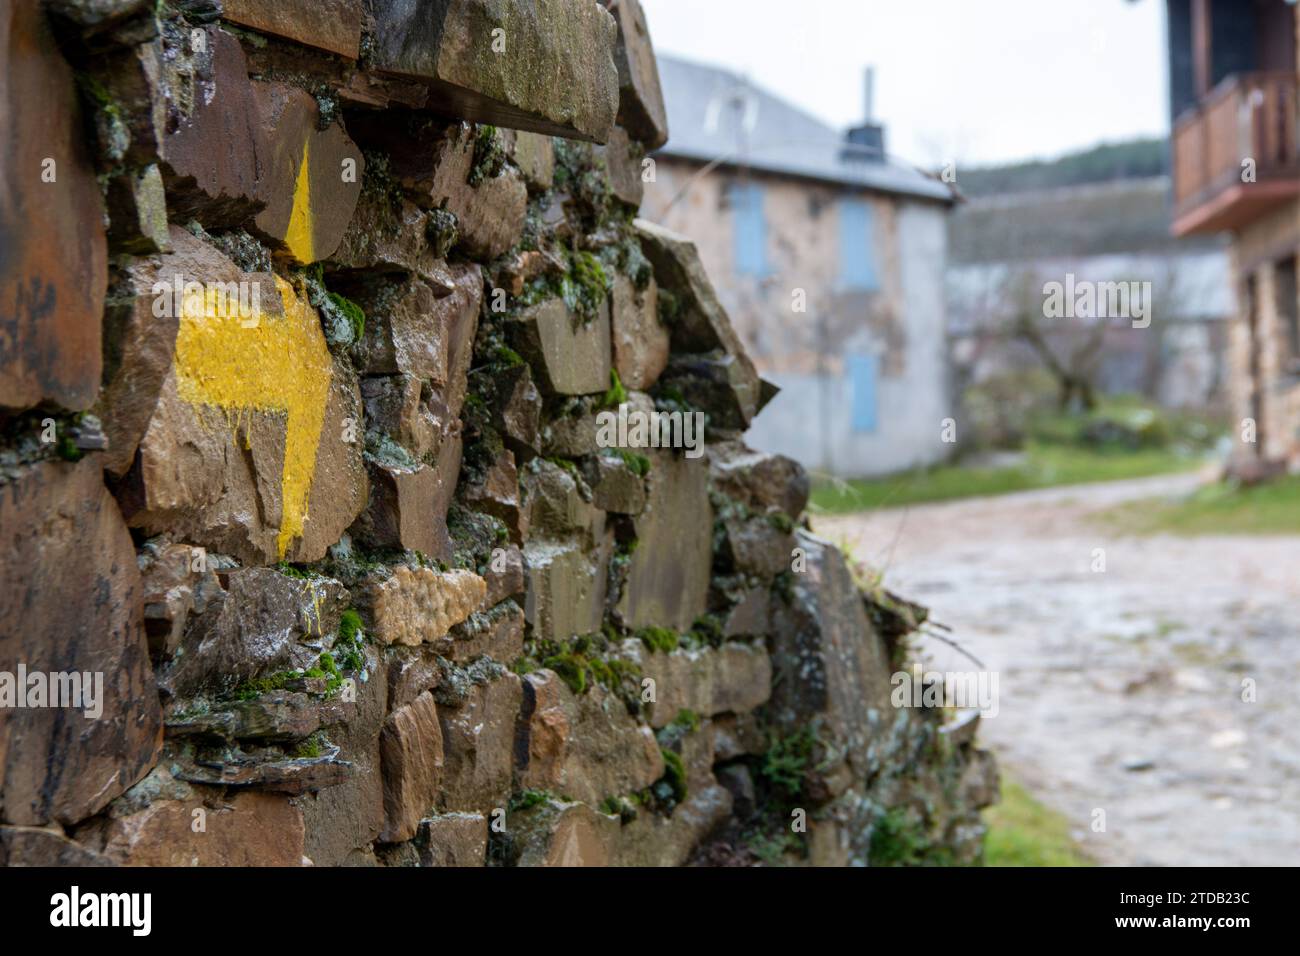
[817,470,1300,866]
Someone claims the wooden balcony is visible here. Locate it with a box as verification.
[1171,72,1300,236]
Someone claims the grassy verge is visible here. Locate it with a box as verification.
[1096,475,1300,536]
[984,778,1093,867]
[811,443,1206,515]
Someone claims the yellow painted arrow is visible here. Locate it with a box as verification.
[173,275,333,558]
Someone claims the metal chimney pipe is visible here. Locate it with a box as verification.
[863,66,875,123]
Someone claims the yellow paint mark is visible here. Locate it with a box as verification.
[284,139,315,264]
[174,276,333,558]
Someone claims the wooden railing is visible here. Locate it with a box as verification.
[1172,72,1300,225]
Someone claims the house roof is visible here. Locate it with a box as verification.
[653,54,956,204]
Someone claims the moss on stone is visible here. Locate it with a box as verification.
[637,626,679,654]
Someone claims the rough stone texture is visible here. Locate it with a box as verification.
[222,0,363,59]
[607,0,669,149]
[519,670,663,804]
[370,566,487,647]
[0,458,163,827]
[84,788,305,866]
[610,274,666,390]
[523,538,610,642]
[616,640,772,729]
[0,826,109,866]
[512,797,619,866]
[251,82,364,263]
[583,452,646,515]
[412,812,488,866]
[709,439,810,520]
[507,297,612,396]
[442,600,525,663]
[159,568,349,698]
[106,164,171,254]
[113,235,368,564]
[437,672,521,811]
[368,0,619,142]
[138,539,222,658]
[616,450,711,631]
[503,129,555,191]
[768,531,895,788]
[0,0,107,411]
[379,691,444,843]
[597,124,645,207]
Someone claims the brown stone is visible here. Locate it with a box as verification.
[437,671,522,811]
[519,670,663,805]
[368,0,619,143]
[521,457,604,547]
[379,691,444,843]
[105,163,170,254]
[0,826,108,866]
[583,452,647,515]
[114,237,367,564]
[483,544,525,606]
[708,439,810,521]
[369,566,487,647]
[251,82,364,264]
[361,375,446,462]
[503,128,555,191]
[597,124,644,207]
[610,274,666,390]
[327,188,451,284]
[158,27,268,226]
[357,276,453,381]
[159,568,349,699]
[87,789,306,866]
[507,297,612,396]
[607,0,669,148]
[460,448,526,543]
[513,798,618,866]
[387,646,443,711]
[138,539,222,659]
[354,459,452,558]
[442,600,525,663]
[616,450,711,631]
[0,0,107,411]
[222,0,363,59]
[523,537,612,643]
[615,640,771,729]
[0,458,162,827]
[413,812,488,866]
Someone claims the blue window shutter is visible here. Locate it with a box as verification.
[848,353,879,433]
[731,183,767,276]
[838,198,879,291]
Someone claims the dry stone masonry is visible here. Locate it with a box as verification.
[0,0,996,867]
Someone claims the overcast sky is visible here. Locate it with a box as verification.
[639,0,1168,169]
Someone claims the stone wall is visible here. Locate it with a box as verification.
[0,0,995,867]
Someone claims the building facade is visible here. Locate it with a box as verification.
[1165,0,1300,473]
[643,56,957,477]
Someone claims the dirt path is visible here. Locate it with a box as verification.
[816,470,1300,866]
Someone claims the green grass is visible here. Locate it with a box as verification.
[811,442,1206,515]
[984,779,1093,867]
[1098,475,1300,536]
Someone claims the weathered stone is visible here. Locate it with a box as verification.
[659,351,761,432]
[115,237,367,564]
[159,568,349,698]
[503,128,555,191]
[413,812,487,866]
[222,0,363,59]
[708,439,810,521]
[437,671,522,811]
[635,219,760,424]
[507,297,612,396]
[158,27,268,225]
[0,826,109,866]
[597,124,644,207]
[607,0,668,149]
[171,743,353,795]
[105,164,170,254]
[521,457,604,546]
[327,188,450,283]
[357,276,453,381]
[615,640,771,729]
[482,544,525,606]
[460,447,526,543]
[368,0,619,143]
[541,403,603,457]
[369,566,487,647]
[519,670,663,805]
[354,458,453,559]
[361,374,445,461]
[719,512,796,579]
[379,691,444,843]
[610,274,666,390]
[711,711,765,761]
[722,586,769,639]
[768,531,894,786]
[387,646,443,711]
[483,363,542,458]
[0,0,107,411]
[512,797,619,866]
[606,782,732,866]
[358,118,526,259]
[583,451,646,515]
[166,691,350,743]
[616,450,711,631]
[85,789,305,866]
[523,537,610,642]
[0,458,162,827]
[138,540,223,658]
[441,600,525,663]
[251,82,364,263]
